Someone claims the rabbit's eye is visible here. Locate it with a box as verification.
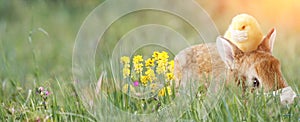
[252,77,260,87]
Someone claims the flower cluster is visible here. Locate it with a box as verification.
[36,87,50,98]
[133,55,144,74]
[120,51,175,97]
[36,86,50,109]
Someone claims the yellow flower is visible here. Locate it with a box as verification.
[165,72,174,81]
[152,51,160,60]
[122,84,135,93]
[120,56,130,64]
[122,68,130,78]
[140,75,149,86]
[145,58,155,67]
[134,63,143,74]
[156,66,166,74]
[132,55,144,74]
[168,60,174,72]
[155,51,170,74]
[158,86,172,97]
[158,51,169,61]
[156,60,167,74]
[145,68,156,82]
[133,55,143,64]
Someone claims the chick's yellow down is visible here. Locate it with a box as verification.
[224,14,263,52]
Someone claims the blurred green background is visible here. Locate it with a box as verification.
[0,0,103,84]
[0,0,299,90]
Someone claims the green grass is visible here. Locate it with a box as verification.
[0,1,300,121]
[1,79,299,121]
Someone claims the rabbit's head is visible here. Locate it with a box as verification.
[217,28,288,92]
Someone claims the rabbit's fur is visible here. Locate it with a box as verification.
[174,28,288,92]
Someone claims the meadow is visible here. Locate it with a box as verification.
[0,1,299,121]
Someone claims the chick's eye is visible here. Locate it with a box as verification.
[241,25,246,30]
[252,77,260,87]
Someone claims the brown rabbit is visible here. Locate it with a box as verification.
[174,28,288,92]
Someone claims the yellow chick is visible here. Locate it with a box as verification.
[224,14,263,52]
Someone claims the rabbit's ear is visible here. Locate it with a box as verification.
[216,36,243,69]
[258,28,276,53]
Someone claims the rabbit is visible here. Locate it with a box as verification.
[174,28,289,93]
